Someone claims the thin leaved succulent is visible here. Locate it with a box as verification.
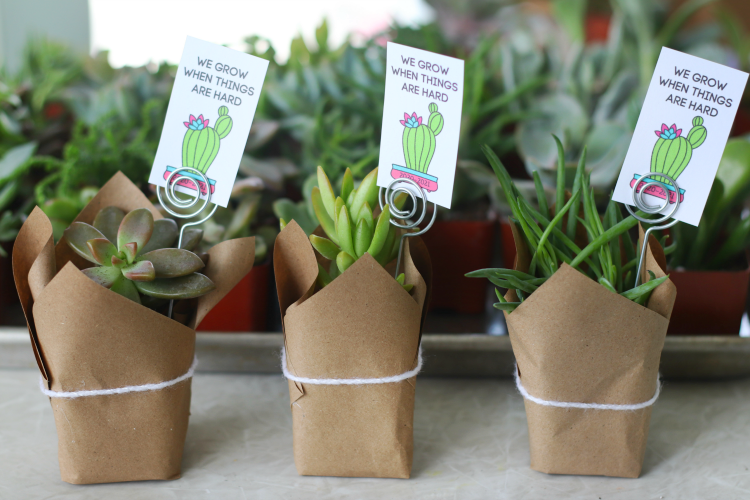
[467,141,669,313]
[280,166,412,292]
[64,206,215,305]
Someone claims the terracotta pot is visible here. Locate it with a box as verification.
[500,219,517,268]
[667,266,750,335]
[197,262,270,332]
[585,14,610,43]
[419,218,495,314]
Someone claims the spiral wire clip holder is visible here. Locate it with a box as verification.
[157,166,218,318]
[625,172,681,288]
[379,177,437,278]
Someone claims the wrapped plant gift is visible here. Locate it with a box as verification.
[12,172,255,484]
[275,166,432,478]
[469,144,676,478]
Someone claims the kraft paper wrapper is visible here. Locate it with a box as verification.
[12,172,255,484]
[274,221,431,479]
[504,221,676,478]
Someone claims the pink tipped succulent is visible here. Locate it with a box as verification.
[64,206,215,305]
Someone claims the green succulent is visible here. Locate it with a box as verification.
[64,206,215,305]
[467,140,669,312]
[280,166,411,292]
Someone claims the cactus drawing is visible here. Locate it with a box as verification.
[629,116,708,204]
[391,103,444,192]
[181,106,233,174]
[650,116,707,184]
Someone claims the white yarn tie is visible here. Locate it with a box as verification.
[39,356,198,399]
[514,366,661,411]
[281,347,422,385]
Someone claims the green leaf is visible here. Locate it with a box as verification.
[81,266,121,288]
[121,260,156,281]
[354,217,372,258]
[139,248,205,278]
[310,234,340,260]
[93,206,125,244]
[110,275,142,304]
[341,168,354,205]
[117,208,154,256]
[134,273,216,299]
[336,251,355,274]
[349,167,378,221]
[337,205,356,258]
[179,228,203,251]
[0,142,37,184]
[86,238,118,266]
[140,219,178,254]
[311,187,339,244]
[64,222,107,264]
[317,166,336,220]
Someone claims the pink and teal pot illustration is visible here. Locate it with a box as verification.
[391,102,444,192]
[163,106,233,196]
[630,116,707,204]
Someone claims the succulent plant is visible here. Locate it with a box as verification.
[182,106,233,175]
[651,117,707,184]
[64,206,215,305]
[280,166,412,292]
[468,141,669,312]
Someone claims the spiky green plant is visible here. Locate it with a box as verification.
[64,206,215,305]
[280,166,412,292]
[467,140,669,312]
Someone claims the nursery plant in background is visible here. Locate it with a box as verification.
[468,142,675,478]
[509,0,732,191]
[665,137,750,334]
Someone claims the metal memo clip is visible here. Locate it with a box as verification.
[379,177,437,278]
[157,166,218,318]
[625,172,681,288]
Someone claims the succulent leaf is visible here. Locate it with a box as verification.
[112,255,125,266]
[179,228,203,251]
[341,168,354,204]
[64,223,108,264]
[359,202,374,232]
[140,218,179,254]
[134,273,216,299]
[140,248,205,278]
[121,260,156,281]
[111,276,142,304]
[333,196,345,233]
[86,238,119,266]
[93,206,125,244]
[117,208,154,256]
[82,266,121,288]
[311,187,339,244]
[336,251,355,274]
[354,218,372,258]
[337,205,356,258]
[349,167,379,221]
[310,235,340,260]
[317,166,337,219]
[122,242,138,263]
[368,205,391,256]
[317,263,332,288]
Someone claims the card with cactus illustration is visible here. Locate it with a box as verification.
[149,36,269,208]
[613,48,748,226]
[377,42,464,209]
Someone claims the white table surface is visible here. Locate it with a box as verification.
[1,369,749,499]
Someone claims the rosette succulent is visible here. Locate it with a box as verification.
[400,102,443,174]
[280,166,412,292]
[64,206,215,305]
[182,106,233,174]
[650,116,707,184]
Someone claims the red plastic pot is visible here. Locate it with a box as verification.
[197,262,270,332]
[667,266,750,335]
[419,218,495,314]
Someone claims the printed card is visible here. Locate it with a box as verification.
[377,42,464,209]
[149,36,269,207]
[612,47,748,226]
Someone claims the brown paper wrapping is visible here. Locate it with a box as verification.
[274,221,431,478]
[504,221,676,478]
[12,172,255,484]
